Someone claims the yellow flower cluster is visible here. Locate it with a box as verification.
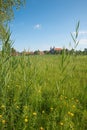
[0,115,6,124]
[68,112,74,117]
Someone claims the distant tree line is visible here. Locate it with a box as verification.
[5,47,87,56]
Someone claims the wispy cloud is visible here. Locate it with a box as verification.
[79,38,87,44]
[73,30,87,36]
[33,24,41,29]
[79,31,87,35]
[72,30,87,45]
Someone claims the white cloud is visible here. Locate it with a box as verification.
[79,39,87,45]
[72,30,87,49]
[33,24,41,29]
[73,30,87,36]
[79,31,87,35]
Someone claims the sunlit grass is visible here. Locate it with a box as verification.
[0,54,87,130]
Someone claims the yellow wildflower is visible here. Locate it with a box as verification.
[24,118,28,123]
[68,112,74,117]
[40,126,44,130]
[42,110,45,114]
[16,106,19,109]
[72,105,76,108]
[38,90,41,93]
[1,105,5,109]
[68,111,71,115]
[24,105,28,110]
[7,85,10,88]
[33,112,37,116]
[60,122,64,126]
[65,96,67,99]
[0,115,2,118]
[50,107,53,111]
[70,123,73,129]
[2,120,6,124]
[70,112,74,117]
[76,99,79,103]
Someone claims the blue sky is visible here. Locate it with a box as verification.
[10,0,87,52]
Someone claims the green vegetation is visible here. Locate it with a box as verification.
[0,2,87,129]
[0,0,25,41]
[0,52,87,129]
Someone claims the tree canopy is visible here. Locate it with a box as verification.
[0,0,25,40]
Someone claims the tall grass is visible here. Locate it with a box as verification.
[0,23,87,130]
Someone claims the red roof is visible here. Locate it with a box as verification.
[54,48,62,51]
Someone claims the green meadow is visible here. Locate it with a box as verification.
[0,54,87,130]
[0,0,87,129]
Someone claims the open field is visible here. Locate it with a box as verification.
[0,55,87,130]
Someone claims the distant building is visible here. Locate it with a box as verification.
[29,51,34,55]
[50,47,62,54]
[39,51,44,55]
